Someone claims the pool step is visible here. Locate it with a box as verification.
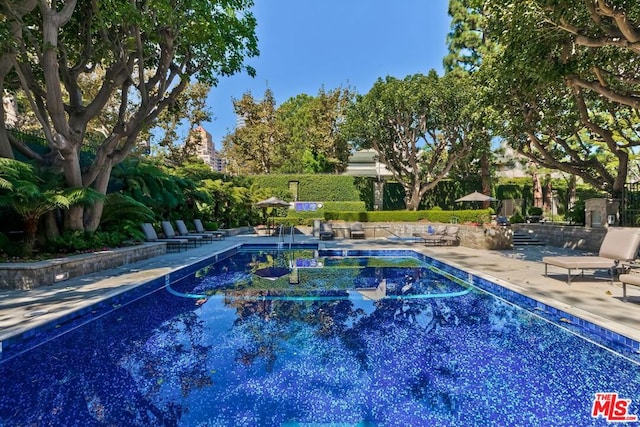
[513,231,546,246]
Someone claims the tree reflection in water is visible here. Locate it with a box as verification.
[2,251,639,426]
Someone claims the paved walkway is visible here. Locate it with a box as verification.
[2,234,640,348]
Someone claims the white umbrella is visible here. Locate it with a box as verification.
[455,191,498,202]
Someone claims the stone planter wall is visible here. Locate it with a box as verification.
[325,221,513,250]
[512,224,606,252]
[0,242,166,290]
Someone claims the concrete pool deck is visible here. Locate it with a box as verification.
[1,233,640,350]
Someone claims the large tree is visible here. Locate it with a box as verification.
[0,0,258,232]
[444,0,495,201]
[222,89,284,174]
[344,71,477,210]
[276,86,354,173]
[482,0,640,197]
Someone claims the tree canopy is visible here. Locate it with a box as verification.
[481,0,640,197]
[344,71,479,210]
[0,0,259,232]
[222,86,354,174]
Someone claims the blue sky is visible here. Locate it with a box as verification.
[204,0,451,147]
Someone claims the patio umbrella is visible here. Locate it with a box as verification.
[254,197,291,234]
[455,191,498,203]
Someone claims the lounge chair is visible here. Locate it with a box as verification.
[174,220,215,243]
[441,225,460,245]
[618,273,640,302]
[161,221,202,247]
[319,222,334,240]
[141,223,188,252]
[193,219,225,240]
[543,227,640,284]
[350,222,366,239]
[412,225,447,245]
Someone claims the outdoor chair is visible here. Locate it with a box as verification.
[193,219,225,240]
[350,222,366,239]
[319,222,334,240]
[441,225,460,245]
[618,272,640,302]
[412,225,448,245]
[174,220,214,243]
[543,227,640,284]
[141,223,188,252]
[161,221,202,247]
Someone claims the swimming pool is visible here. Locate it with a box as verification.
[1,247,639,426]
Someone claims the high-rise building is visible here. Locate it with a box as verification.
[192,126,225,171]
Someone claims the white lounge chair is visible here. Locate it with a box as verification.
[412,225,458,246]
[618,273,640,302]
[543,227,640,284]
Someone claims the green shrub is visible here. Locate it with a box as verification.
[565,200,586,225]
[44,231,128,254]
[250,175,361,201]
[203,221,220,230]
[0,232,11,256]
[510,212,524,224]
[528,206,543,216]
[323,209,492,223]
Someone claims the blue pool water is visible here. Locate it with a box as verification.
[1,248,640,426]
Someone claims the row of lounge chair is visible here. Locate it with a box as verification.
[142,219,225,252]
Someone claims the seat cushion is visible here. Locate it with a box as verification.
[619,274,640,286]
[542,256,617,270]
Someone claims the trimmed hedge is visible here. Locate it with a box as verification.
[324,209,492,224]
[250,174,361,201]
[281,201,367,226]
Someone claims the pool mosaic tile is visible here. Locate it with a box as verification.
[1,245,640,425]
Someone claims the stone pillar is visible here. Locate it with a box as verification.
[585,198,620,228]
[373,180,384,211]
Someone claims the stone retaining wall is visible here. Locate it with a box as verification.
[326,221,513,250]
[512,224,606,252]
[0,242,166,290]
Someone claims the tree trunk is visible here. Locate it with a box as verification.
[84,158,113,232]
[61,146,85,231]
[0,122,14,159]
[480,152,491,209]
[22,216,39,257]
[568,175,577,211]
[405,182,422,211]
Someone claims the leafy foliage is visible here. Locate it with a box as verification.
[44,231,129,254]
[100,193,155,241]
[0,0,259,233]
[343,71,481,210]
[249,175,361,201]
